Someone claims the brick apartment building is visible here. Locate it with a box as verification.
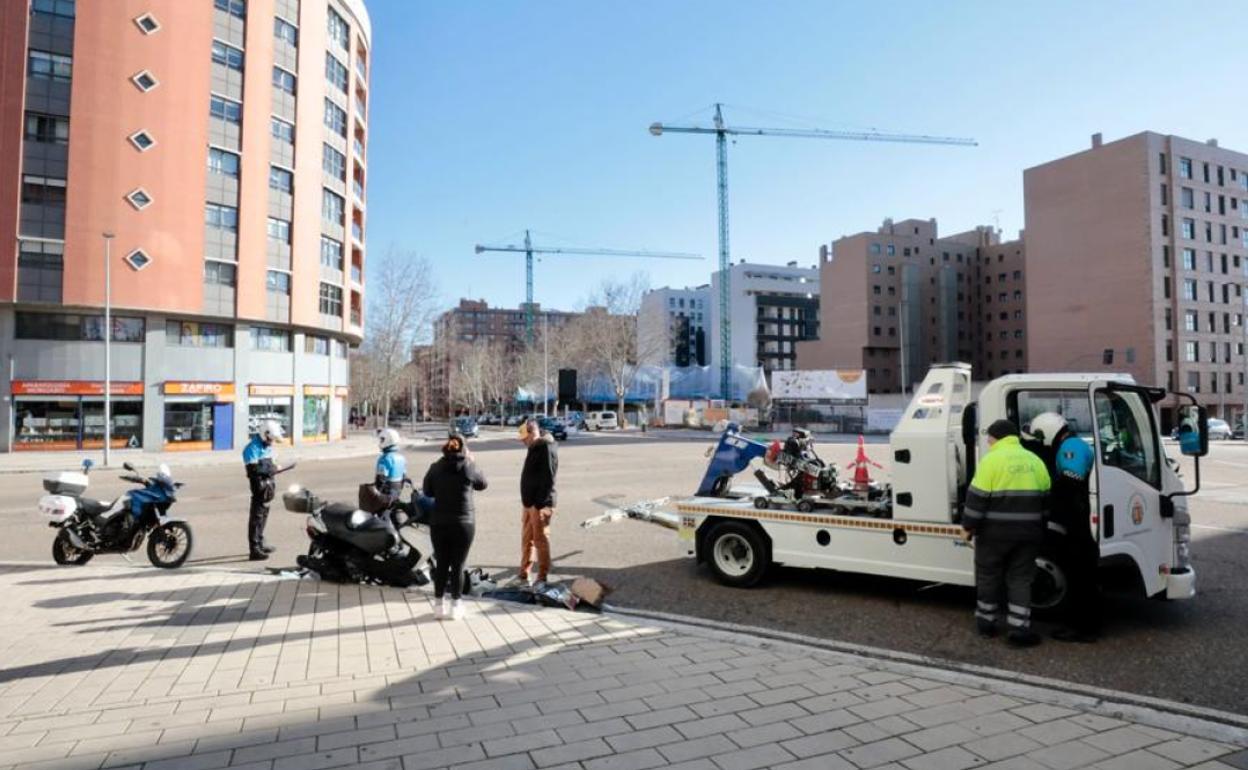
[797,218,1027,393]
[413,299,585,418]
[1026,132,1248,428]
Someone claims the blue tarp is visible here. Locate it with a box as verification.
[520,364,767,404]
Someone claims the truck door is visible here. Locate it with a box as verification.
[1088,383,1167,593]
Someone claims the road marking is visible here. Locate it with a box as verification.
[1212,459,1248,468]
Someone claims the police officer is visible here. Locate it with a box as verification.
[243,420,283,561]
[963,419,1052,647]
[1027,412,1098,643]
[375,428,407,508]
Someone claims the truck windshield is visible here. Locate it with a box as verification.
[1094,389,1161,488]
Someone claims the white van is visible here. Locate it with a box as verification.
[585,411,619,431]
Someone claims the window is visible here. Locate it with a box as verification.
[1184,341,1197,362]
[886,244,895,256]
[204,202,239,231]
[210,95,242,124]
[132,70,158,92]
[320,236,343,270]
[264,122,292,154]
[1161,214,1169,236]
[207,147,240,177]
[21,175,66,207]
[16,312,144,342]
[24,112,69,144]
[204,260,237,286]
[1179,157,1192,179]
[274,17,298,46]
[251,326,292,352]
[1182,248,1196,270]
[125,188,152,210]
[1160,183,1168,205]
[166,320,233,348]
[18,240,63,303]
[1159,152,1167,175]
[214,0,246,19]
[1181,187,1194,209]
[211,41,244,71]
[325,52,348,93]
[327,7,349,48]
[319,283,343,316]
[266,270,291,294]
[269,166,294,193]
[32,0,75,18]
[1181,218,1195,239]
[28,50,72,82]
[128,130,156,152]
[869,244,881,255]
[1184,310,1198,332]
[1182,278,1197,300]
[134,12,160,33]
[1162,245,1170,267]
[322,189,344,225]
[1094,389,1160,489]
[272,66,296,94]
[267,217,291,243]
[324,98,347,137]
[322,144,346,180]
[123,249,151,271]
[305,334,330,355]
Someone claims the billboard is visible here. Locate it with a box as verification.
[771,370,867,404]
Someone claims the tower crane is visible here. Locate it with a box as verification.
[474,229,701,344]
[650,103,977,399]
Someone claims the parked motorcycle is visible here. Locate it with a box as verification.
[282,480,433,587]
[40,459,193,569]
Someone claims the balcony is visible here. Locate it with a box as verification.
[351,221,364,244]
[355,56,367,82]
[351,264,362,285]
[353,179,365,205]
[353,137,366,162]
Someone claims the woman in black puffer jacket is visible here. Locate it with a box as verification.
[421,433,487,620]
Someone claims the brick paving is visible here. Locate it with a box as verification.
[0,564,1243,770]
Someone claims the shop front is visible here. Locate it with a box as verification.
[11,380,145,451]
[302,385,348,442]
[248,384,293,443]
[162,382,236,451]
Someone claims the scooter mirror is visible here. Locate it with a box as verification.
[122,461,136,472]
[82,459,94,472]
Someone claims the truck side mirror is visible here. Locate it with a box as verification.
[1176,405,1209,457]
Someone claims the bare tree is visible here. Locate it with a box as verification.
[359,249,438,425]
[567,273,656,422]
[449,340,491,415]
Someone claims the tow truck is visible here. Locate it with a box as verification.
[583,364,1207,613]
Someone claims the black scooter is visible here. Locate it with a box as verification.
[282,480,433,587]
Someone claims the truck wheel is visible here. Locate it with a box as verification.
[796,499,815,513]
[1032,549,1072,616]
[706,521,769,588]
[753,497,769,510]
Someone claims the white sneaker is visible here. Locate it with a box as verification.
[433,598,449,620]
[450,599,465,620]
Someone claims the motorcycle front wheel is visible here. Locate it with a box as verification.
[147,521,193,569]
[52,530,93,566]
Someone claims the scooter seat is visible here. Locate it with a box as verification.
[321,502,399,555]
[78,498,114,516]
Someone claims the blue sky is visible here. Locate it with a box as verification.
[364,1,1248,314]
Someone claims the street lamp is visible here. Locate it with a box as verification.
[102,232,114,467]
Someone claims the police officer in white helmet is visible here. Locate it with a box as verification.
[242,420,284,560]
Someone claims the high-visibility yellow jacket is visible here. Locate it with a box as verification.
[963,435,1051,540]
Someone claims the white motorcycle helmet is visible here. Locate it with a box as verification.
[259,419,284,444]
[1026,412,1067,447]
[378,427,400,451]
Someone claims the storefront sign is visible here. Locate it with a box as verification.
[249,384,295,397]
[164,382,236,400]
[303,385,349,397]
[12,380,143,396]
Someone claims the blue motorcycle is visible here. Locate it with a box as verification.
[40,460,193,569]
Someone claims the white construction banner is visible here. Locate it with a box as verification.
[771,370,867,404]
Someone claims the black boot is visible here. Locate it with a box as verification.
[249,550,269,561]
[260,542,276,554]
[976,618,999,638]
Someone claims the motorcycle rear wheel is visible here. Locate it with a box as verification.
[52,530,93,566]
[147,521,193,569]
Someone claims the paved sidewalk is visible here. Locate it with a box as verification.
[0,564,1244,770]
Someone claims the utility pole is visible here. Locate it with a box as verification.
[102,232,114,467]
[543,313,549,417]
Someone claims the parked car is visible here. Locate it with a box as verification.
[537,416,568,441]
[565,411,588,430]
[479,414,500,426]
[1208,418,1233,440]
[584,411,619,431]
[451,416,479,438]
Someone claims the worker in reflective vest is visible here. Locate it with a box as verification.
[962,419,1051,648]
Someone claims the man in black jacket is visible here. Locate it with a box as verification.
[519,419,558,584]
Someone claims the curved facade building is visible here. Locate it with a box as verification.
[0,0,370,451]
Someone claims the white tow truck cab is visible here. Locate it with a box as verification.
[662,364,1205,612]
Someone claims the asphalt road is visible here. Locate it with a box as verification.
[3,431,1247,715]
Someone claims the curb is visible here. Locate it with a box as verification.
[605,604,1248,746]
